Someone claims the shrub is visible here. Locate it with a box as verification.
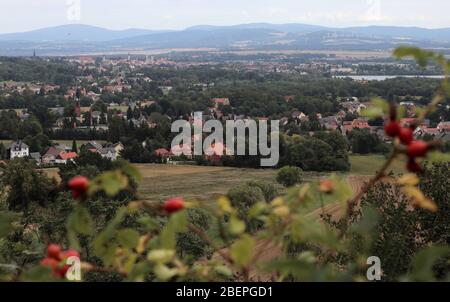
[277,166,303,187]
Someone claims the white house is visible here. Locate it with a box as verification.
[9,141,29,159]
[99,147,118,161]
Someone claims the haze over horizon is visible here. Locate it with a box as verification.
[1,0,450,34]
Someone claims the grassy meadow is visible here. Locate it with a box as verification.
[40,155,404,202]
[37,153,409,204]
[349,154,407,175]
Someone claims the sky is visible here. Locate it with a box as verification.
[1,0,450,33]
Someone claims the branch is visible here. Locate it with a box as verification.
[187,223,234,265]
[345,148,399,222]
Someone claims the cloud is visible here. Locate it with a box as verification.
[262,7,289,16]
[296,0,392,26]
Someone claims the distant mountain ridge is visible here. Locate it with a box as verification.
[1,23,450,55]
[0,24,170,42]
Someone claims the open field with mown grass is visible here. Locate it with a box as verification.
[135,164,284,202]
[131,155,402,201]
[41,155,399,202]
[349,154,407,175]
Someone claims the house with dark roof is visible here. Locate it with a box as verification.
[437,122,450,132]
[84,141,103,152]
[42,146,64,164]
[320,116,339,130]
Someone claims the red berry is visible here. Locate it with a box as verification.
[41,257,68,278]
[407,159,422,173]
[58,265,70,278]
[399,128,414,145]
[384,121,401,137]
[61,249,80,260]
[72,190,81,199]
[47,244,62,260]
[407,141,429,158]
[41,257,59,269]
[162,198,185,214]
[68,176,89,199]
[319,180,335,194]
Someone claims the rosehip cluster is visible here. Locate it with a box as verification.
[68,176,89,199]
[41,244,80,278]
[319,179,335,194]
[162,197,185,214]
[384,107,431,173]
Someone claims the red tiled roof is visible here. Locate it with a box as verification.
[58,152,78,160]
[155,148,172,157]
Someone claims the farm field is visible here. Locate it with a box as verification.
[349,154,407,175]
[132,155,399,201]
[134,163,373,201]
[134,164,284,202]
[41,155,397,202]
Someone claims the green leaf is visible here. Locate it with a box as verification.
[214,265,233,278]
[393,47,435,67]
[159,212,187,249]
[89,170,129,197]
[153,264,177,281]
[67,205,93,236]
[127,262,152,282]
[264,253,331,281]
[248,202,267,218]
[228,215,246,235]
[171,211,188,232]
[407,245,450,281]
[93,207,128,266]
[361,107,384,119]
[230,235,255,267]
[103,172,127,196]
[137,215,161,231]
[147,249,175,264]
[117,229,140,249]
[361,98,388,119]
[121,164,142,183]
[94,232,118,267]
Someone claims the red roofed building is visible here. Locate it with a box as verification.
[171,144,193,158]
[352,118,370,130]
[212,98,230,109]
[55,152,78,164]
[204,143,230,164]
[155,148,173,158]
[343,119,371,134]
[437,122,450,132]
[284,95,295,103]
[399,118,418,128]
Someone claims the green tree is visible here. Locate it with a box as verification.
[0,143,6,160]
[277,166,303,187]
[350,162,450,280]
[72,140,78,153]
[0,159,56,210]
[176,209,212,262]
